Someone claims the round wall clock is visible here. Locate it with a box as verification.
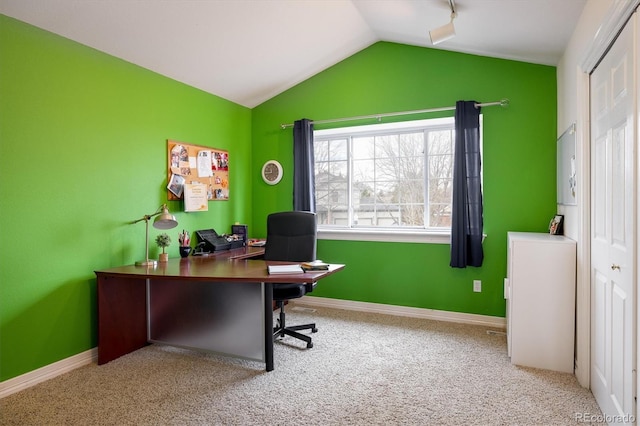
[261,160,283,185]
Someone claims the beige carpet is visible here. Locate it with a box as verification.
[1,306,603,425]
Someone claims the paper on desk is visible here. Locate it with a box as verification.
[267,264,304,275]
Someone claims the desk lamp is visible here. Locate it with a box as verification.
[131,203,178,267]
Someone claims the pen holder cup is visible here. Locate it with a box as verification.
[179,246,191,258]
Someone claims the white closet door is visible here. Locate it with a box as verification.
[590,12,637,424]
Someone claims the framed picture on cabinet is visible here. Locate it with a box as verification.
[549,214,564,235]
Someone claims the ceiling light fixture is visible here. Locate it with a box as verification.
[429,0,457,45]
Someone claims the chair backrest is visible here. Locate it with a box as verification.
[264,211,317,262]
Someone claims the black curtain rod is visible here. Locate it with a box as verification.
[280,99,509,129]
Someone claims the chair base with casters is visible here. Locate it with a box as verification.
[272,282,317,348]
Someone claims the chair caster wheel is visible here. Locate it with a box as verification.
[312,328,318,333]
[307,342,313,349]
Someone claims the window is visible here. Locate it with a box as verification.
[314,117,481,243]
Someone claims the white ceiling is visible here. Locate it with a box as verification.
[0,0,587,108]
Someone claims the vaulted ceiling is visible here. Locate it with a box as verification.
[0,0,587,108]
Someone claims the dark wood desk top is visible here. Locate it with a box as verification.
[95,246,345,283]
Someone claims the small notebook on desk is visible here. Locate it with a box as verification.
[267,264,304,275]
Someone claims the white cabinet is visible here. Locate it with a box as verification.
[505,232,576,373]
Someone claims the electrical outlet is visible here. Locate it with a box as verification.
[473,280,482,292]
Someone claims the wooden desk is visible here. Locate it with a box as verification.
[95,246,344,371]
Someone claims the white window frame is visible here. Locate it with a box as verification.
[314,116,482,244]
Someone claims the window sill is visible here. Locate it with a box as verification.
[317,228,452,244]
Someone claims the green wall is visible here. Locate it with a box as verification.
[251,42,557,317]
[1,18,557,383]
[0,16,252,381]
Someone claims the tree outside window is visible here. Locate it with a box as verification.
[314,117,472,232]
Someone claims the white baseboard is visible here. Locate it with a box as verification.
[0,348,97,399]
[293,296,507,329]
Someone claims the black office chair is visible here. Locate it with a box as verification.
[265,211,318,348]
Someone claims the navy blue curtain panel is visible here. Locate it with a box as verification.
[293,119,316,212]
[450,101,484,268]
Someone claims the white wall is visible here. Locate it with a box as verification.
[556,0,614,388]
[557,0,613,239]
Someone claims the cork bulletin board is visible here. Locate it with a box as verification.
[166,139,229,201]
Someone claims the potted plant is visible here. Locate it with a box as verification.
[155,233,171,262]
